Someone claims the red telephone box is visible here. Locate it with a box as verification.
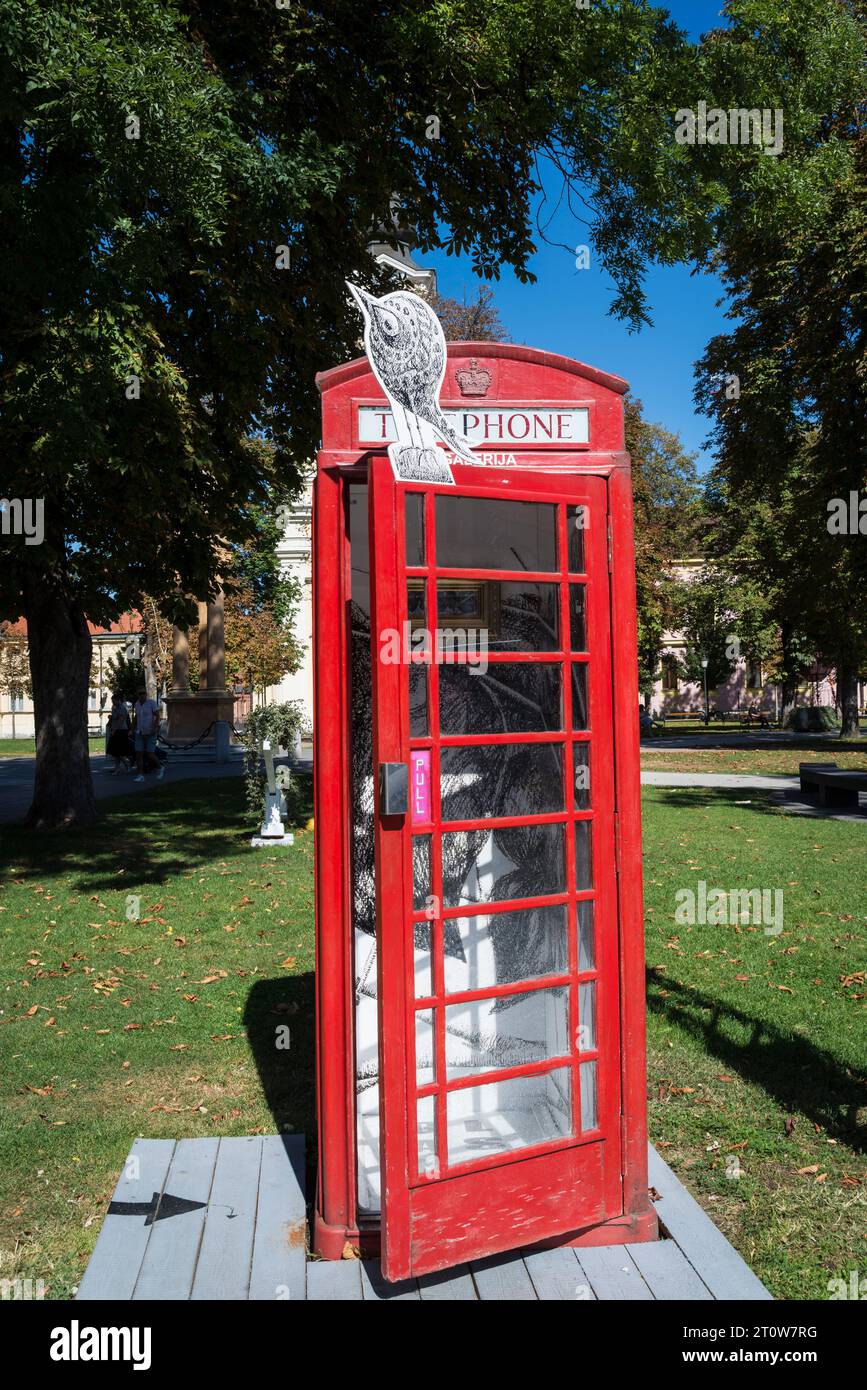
[312,342,657,1280]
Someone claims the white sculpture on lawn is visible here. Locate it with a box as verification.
[250,738,295,848]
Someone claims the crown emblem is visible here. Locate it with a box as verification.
[455,357,491,397]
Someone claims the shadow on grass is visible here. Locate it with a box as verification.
[243,973,318,1203]
[647,969,867,1152]
[644,784,867,821]
[0,775,314,894]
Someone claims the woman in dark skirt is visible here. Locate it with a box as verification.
[107,693,134,773]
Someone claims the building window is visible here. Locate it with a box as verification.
[746,661,762,690]
[662,656,680,693]
[10,690,25,712]
[89,688,100,711]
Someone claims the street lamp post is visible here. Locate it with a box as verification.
[701,656,709,725]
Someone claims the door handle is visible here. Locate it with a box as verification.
[379,762,409,816]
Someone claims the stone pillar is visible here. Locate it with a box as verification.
[171,626,191,694]
[165,590,235,748]
[207,592,227,693]
[197,600,209,690]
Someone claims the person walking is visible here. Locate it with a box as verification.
[106,692,133,774]
[133,688,164,783]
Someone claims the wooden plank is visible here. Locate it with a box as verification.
[575,1245,653,1300]
[629,1238,713,1301]
[417,1265,477,1301]
[361,1260,420,1301]
[470,1252,538,1301]
[524,1247,597,1300]
[647,1145,773,1300]
[248,1136,307,1302]
[77,1139,176,1301]
[307,1260,363,1301]
[190,1136,262,1300]
[132,1137,218,1300]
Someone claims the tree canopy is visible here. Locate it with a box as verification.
[3,0,866,818]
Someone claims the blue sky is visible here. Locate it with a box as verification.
[425,1,733,472]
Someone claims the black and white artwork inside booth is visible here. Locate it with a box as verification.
[348,489,582,1214]
[346,283,476,484]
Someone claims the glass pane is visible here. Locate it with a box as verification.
[574,821,593,891]
[417,1095,439,1179]
[444,904,570,994]
[438,581,559,653]
[412,835,431,911]
[580,1060,598,1131]
[569,585,587,651]
[447,1066,572,1164]
[445,986,570,1080]
[578,980,596,1051]
[567,506,587,572]
[414,920,433,998]
[440,743,564,821]
[571,663,588,730]
[573,743,591,809]
[577,899,595,972]
[442,823,565,908]
[440,662,562,734]
[409,663,428,737]
[407,579,426,624]
[415,1009,436,1087]
[405,493,425,566]
[436,496,558,572]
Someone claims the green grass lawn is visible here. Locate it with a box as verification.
[0,777,863,1299]
[642,744,867,776]
[642,786,866,1299]
[0,777,314,1298]
[0,738,105,758]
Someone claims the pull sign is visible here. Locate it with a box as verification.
[379,762,409,816]
[410,750,432,825]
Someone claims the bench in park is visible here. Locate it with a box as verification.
[799,762,867,808]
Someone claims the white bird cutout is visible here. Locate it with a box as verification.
[347,282,477,483]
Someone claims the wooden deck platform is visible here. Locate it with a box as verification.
[76,1136,772,1301]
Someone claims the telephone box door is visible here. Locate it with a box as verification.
[368,454,624,1281]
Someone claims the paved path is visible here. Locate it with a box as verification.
[641,771,797,790]
[0,753,244,824]
[641,730,855,750]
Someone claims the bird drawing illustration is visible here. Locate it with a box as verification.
[347,282,477,483]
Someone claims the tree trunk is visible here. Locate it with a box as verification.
[838,663,861,738]
[779,624,798,727]
[143,629,159,700]
[23,572,97,827]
